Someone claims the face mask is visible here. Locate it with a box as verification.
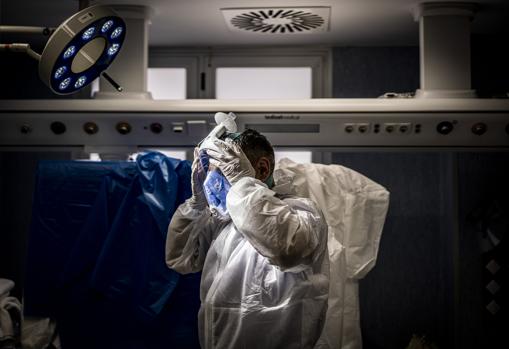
[203,169,232,219]
[264,174,274,188]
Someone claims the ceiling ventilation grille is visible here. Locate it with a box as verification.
[222,7,330,34]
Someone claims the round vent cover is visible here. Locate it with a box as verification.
[222,7,330,34]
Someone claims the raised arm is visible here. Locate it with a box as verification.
[226,177,326,271]
[203,138,326,272]
[165,147,227,274]
[165,199,227,274]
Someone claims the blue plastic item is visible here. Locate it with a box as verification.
[25,152,200,349]
[203,169,232,217]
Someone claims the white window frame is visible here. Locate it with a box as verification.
[149,47,332,99]
[146,68,187,100]
[149,50,202,98]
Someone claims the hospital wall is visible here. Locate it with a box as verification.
[332,47,420,97]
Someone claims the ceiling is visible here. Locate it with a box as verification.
[1,0,508,47]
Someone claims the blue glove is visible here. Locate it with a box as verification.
[203,169,232,218]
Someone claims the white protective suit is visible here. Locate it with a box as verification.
[166,176,330,349]
[274,159,390,349]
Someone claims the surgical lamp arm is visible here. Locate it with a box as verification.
[0,43,41,61]
[0,25,55,36]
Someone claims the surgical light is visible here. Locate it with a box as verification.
[31,5,126,95]
[0,5,133,94]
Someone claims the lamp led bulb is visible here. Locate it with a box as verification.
[82,27,95,40]
[63,46,76,59]
[101,20,114,32]
[110,27,123,39]
[54,66,67,79]
[59,77,71,90]
[74,76,87,88]
[107,43,120,56]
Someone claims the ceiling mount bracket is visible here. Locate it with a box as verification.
[413,2,478,98]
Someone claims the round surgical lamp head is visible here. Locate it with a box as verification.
[39,5,126,95]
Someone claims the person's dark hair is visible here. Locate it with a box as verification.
[231,129,275,175]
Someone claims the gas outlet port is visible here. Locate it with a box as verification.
[471,123,487,136]
[437,121,454,135]
[384,123,396,133]
[357,123,370,134]
[116,122,131,135]
[383,123,412,134]
[83,122,99,135]
[150,123,163,134]
[20,124,32,134]
[398,123,411,134]
[50,121,66,135]
[344,124,354,133]
[344,123,370,134]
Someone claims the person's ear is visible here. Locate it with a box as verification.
[255,157,271,182]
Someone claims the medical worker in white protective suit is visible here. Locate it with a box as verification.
[165,129,330,349]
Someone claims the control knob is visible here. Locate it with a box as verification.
[116,122,131,135]
[471,123,487,136]
[150,123,163,134]
[20,124,32,134]
[50,121,66,135]
[436,121,453,135]
[83,122,99,135]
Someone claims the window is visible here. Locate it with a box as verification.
[274,150,313,164]
[147,68,186,100]
[90,68,187,99]
[148,47,332,98]
[216,67,312,99]
[89,153,101,161]
[90,78,99,97]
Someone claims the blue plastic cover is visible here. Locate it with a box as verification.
[24,152,200,349]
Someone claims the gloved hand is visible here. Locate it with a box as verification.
[205,139,256,185]
[189,147,208,209]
